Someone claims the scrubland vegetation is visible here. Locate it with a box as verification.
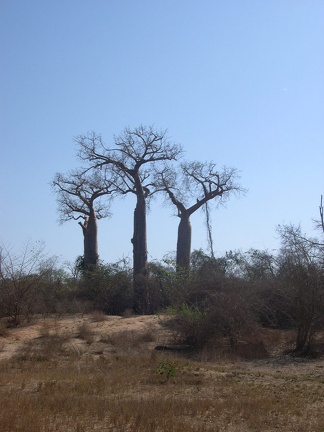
[0,221,324,431]
[1,223,323,355]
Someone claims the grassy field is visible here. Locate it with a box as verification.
[0,315,324,432]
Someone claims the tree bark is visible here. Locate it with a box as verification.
[132,195,148,274]
[132,174,148,313]
[79,207,99,270]
[176,212,192,272]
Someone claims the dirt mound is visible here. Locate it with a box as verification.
[0,314,173,361]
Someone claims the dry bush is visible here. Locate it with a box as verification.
[166,269,267,358]
[0,241,60,325]
[76,321,95,344]
[90,310,107,322]
[38,320,59,338]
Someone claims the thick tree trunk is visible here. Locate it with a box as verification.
[79,208,99,270]
[132,177,148,313]
[176,212,192,273]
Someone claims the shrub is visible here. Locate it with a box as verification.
[157,360,178,381]
[0,241,57,324]
[167,303,212,350]
[167,267,260,353]
[77,322,94,344]
[77,261,133,315]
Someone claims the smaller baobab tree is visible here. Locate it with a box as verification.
[52,168,116,270]
[156,161,245,273]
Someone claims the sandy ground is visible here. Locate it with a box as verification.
[1,314,324,378]
[0,314,172,361]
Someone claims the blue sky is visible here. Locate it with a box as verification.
[1,0,323,266]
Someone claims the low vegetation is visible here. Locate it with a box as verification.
[1,315,324,432]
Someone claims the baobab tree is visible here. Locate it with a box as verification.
[157,161,244,273]
[52,168,116,269]
[76,125,182,312]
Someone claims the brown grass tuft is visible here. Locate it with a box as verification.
[90,310,107,322]
[76,321,95,344]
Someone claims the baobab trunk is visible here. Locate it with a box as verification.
[79,207,99,270]
[132,181,149,313]
[176,212,192,273]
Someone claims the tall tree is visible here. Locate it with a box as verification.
[77,125,182,312]
[52,168,115,269]
[157,161,244,273]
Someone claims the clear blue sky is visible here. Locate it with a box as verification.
[1,0,323,267]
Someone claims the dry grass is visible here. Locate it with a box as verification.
[14,325,72,362]
[76,321,95,344]
[100,328,156,353]
[0,316,324,431]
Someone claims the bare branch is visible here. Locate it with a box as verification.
[52,167,116,224]
[157,160,245,217]
[75,125,183,197]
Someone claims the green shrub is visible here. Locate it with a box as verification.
[76,261,133,315]
[157,360,178,380]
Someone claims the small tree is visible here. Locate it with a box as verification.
[157,161,244,273]
[77,125,182,313]
[52,168,115,269]
[277,224,324,355]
